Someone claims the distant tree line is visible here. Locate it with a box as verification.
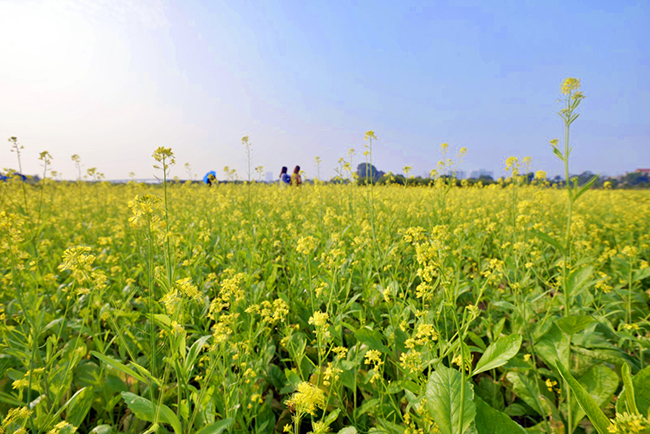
[346,164,650,189]
[2,166,648,189]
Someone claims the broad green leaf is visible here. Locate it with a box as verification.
[567,266,594,298]
[65,386,95,427]
[266,364,286,390]
[153,314,171,326]
[121,392,182,434]
[505,372,552,417]
[571,347,636,370]
[106,374,128,393]
[633,267,650,283]
[92,351,153,386]
[355,328,390,353]
[322,409,341,426]
[556,315,594,336]
[195,418,234,434]
[555,361,610,434]
[616,365,650,416]
[467,331,487,351]
[355,398,379,417]
[426,366,476,434]
[475,377,504,411]
[255,403,276,433]
[474,396,526,434]
[570,364,619,432]
[338,427,358,434]
[473,334,522,376]
[90,426,112,434]
[284,369,301,390]
[534,323,569,368]
[530,229,565,254]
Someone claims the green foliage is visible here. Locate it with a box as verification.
[0,133,648,432]
[426,366,476,434]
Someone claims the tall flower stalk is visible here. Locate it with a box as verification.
[242,135,253,215]
[153,146,176,291]
[549,77,597,434]
[550,78,595,317]
[8,137,28,212]
[34,151,53,238]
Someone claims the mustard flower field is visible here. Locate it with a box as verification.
[2,80,650,434]
[1,176,650,434]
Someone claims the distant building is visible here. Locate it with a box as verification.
[469,169,493,179]
[453,170,466,179]
[636,168,650,174]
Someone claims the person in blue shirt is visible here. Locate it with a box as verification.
[279,166,291,185]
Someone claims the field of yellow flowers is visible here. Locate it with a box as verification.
[1,172,649,434]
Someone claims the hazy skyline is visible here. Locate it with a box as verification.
[1,0,648,181]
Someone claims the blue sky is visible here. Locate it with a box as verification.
[1,0,648,180]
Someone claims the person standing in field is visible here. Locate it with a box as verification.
[204,171,217,187]
[279,166,291,185]
[291,165,302,186]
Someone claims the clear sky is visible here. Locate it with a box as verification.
[1,0,648,180]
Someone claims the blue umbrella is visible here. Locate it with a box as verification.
[203,171,217,185]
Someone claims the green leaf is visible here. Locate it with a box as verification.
[534,324,570,368]
[129,360,160,386]
[322,409,341,426]
[355,398,379,417]
[570,364,619,432]
[475,377,504,411]
[617,365,650,416]
[0,391,24,406]
[555,315,594,336]
[530,230,565,254]
[505,372,552,417]
[338,427,358,434]
[121,392,182,434]
[53,387,91,420]
[355,327,390,353]
[195,418,234,434]
[90,426,113,434]
[571,347,635,370]
[183,335,211,373]
[555,361,610,434]
[65,386,95,427]
[567,266,594,298]
[573,174,599,202]
[474,396,526,434]
[284,369,301,389]
[266,364,286,391]
[106,374,128,393]
[92,351,157,386]
[473,335,522,376]
[633,268,650,283]
[426,366,476,434]
[153,314,171,326]
[621,363,638,414]
[552,146,565,162]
